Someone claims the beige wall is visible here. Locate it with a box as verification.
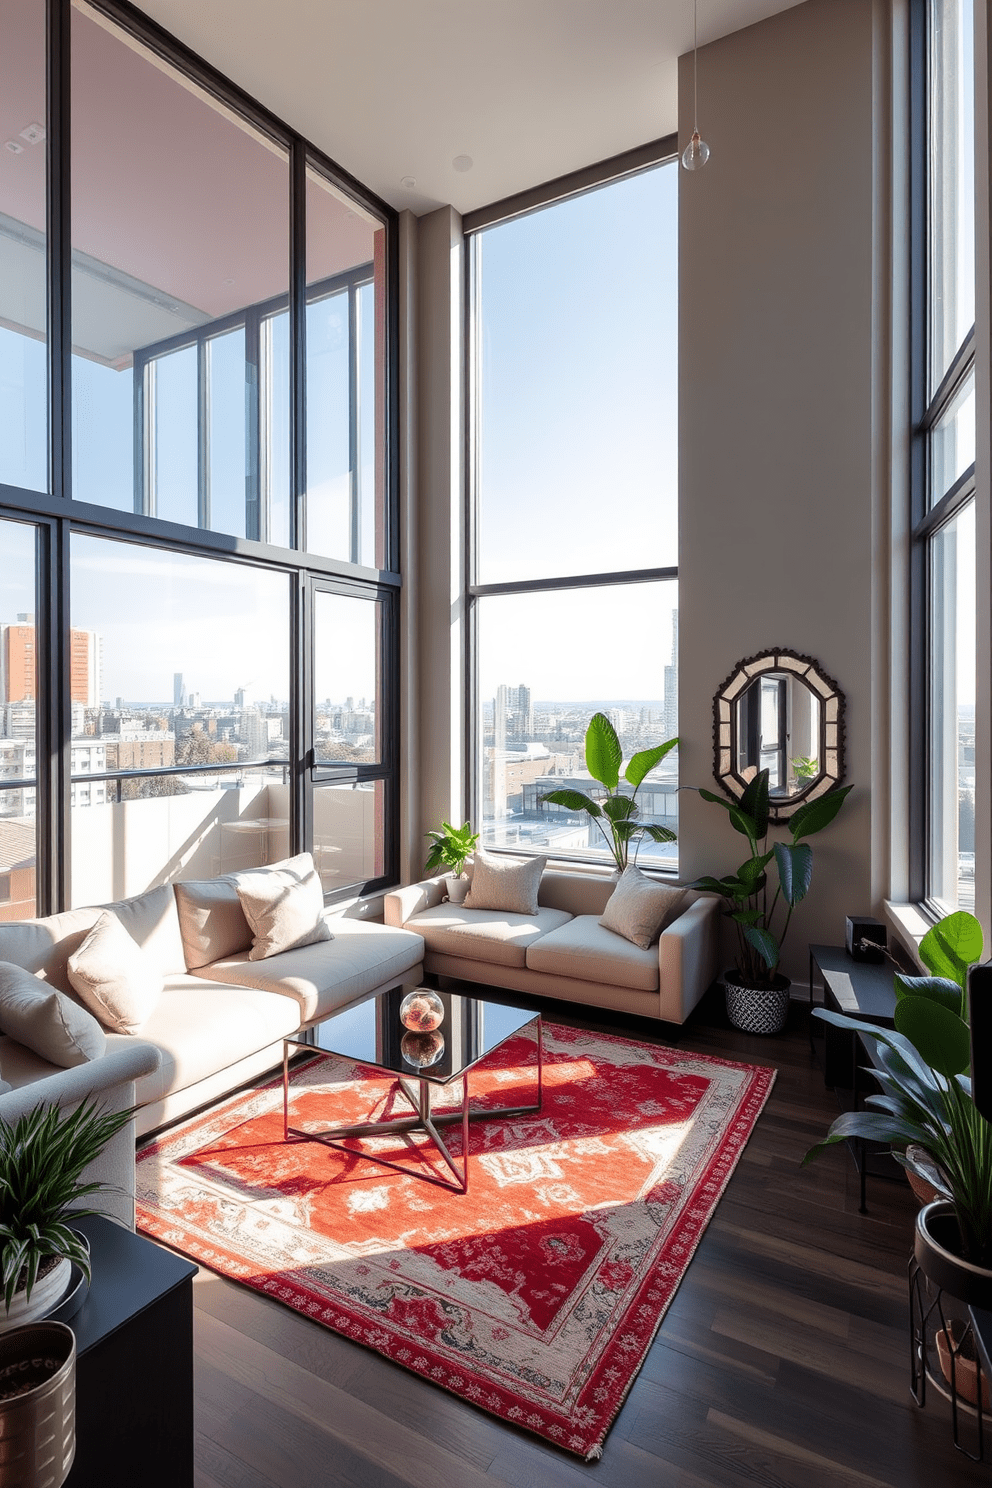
[678,0,879,981]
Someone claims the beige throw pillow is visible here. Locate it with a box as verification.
[235,853,333,961]
[599,867,689,950]
[463,851,546,916]
[0,961,107,1066]
[67,911,164,1034]
[174,876,253,970]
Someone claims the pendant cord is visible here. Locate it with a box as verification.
[693,0,699,134]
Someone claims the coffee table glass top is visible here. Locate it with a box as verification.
[299,984,538,1086]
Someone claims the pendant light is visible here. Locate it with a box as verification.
[681,0,710,171]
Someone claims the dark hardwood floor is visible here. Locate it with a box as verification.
[187,989,990,1487]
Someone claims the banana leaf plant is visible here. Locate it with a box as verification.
[691,769,853,989]
[539,712,677,875]
[804,911,992,1268]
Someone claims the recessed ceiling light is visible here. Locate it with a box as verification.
[5,141,24,155]
[19,123,45,145]
[400,175,416,190]
[452,155,473,173]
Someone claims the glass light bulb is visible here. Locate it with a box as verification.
[681,131,710,171]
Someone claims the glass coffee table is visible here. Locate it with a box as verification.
[282,984,542,1193]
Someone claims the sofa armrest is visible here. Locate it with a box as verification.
[384,877,447,927]
[0,1041,161,1231]
[657,895,721,1024]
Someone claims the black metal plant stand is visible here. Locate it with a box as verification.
[910,1258,988,1462]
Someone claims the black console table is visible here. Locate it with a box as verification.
[63,1214,197,1488]
[809,943,899,1213]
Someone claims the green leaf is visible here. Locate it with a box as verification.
[740,770,770,840]
[727,803,758,841]
[788,784,854,841]
[585,713,622,790]
[690,875,738,897]
[642,824,677,844]
[803,1108,926,1164]
[919,911,984,990]
[540,788,602,818]
[602,795,637,822]
[744,925,779,969]
[625,737,678,789]
[773,841,813,907]
[893,996,971,1078]
[731,909,762,925]
[698,788,736,810]
[893,974,963,1018]
[737,850,774,891]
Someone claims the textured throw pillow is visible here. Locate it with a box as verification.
[0,960,107,1066]
[235,853,333,961]
[463,851,546,916]
[67,911,164,1034]
[174,876,253,970]
[599,867,689,950]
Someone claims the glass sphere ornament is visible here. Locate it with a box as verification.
[681,131,710,171]
[399,988,444,1033]
[401,1030,445,1069]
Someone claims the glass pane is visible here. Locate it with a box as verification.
[70,533,290,781]
[930,361,975,502]
[313,591,381,764]
[0,519,38,918]
[0,0,48,492]
[313,780,385,892]
[151,345,198,527]
[929,0,975,393]
[208,329,247,538]
[928,499,975,909]
[305,165,386,566]
[476,582,678,868]
[474,162,677,583]
[70,1,289,538]
[70,766,288,906]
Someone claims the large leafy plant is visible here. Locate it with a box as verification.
[692,769,853,989]
[539,713,677,874]
[805,911,992,1268]
[0,1098,133,1310]
[424,820,480,878]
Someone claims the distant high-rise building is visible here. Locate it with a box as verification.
[234,687,246,709]
[1,622,99,709]
[174,673,186,707]
[664,609,678,742]
[69,630,101,708]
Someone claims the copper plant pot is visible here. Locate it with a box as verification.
[0,1322,75,1488]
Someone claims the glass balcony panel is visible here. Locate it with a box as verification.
[313,780,385,893]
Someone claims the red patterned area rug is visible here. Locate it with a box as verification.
[136,1022,774,1460]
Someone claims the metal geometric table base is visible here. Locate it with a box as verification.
[282,1016,543,1194]
[910,1257,988,1462]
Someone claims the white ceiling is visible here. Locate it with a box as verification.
[134,1,807,216]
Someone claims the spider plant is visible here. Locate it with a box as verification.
[0,1098,134,1310]
[539,712,677,874]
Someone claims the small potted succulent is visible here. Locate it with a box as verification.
[424,821,480,904]
[692,768,853,1034]
[0,1098,133,1331]
[539,712,677,875]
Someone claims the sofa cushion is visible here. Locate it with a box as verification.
[404,903,571,970]
[106,883,187,979]
[196,919,425,1023]
[599,867,689,950]
[128,974,301,1106]
[236,855,333,961]
[174,876,252,970]
[463,852,546,916]
[526,914,660,992]
[67,911,164,1034]
[0,962,107,1066]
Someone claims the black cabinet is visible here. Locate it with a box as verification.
[63,1214,197,1488]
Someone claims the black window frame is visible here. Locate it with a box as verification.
[0,0,401,913]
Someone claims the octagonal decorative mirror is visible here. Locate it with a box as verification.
[712,649,846,823]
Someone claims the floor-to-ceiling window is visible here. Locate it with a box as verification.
[913,0,976,912]
[466,155,679,871]
[0,0,398,915]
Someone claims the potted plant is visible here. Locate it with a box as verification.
[805,910,992,1282]
[539,712,677,875]
[0,1098,134,1332]
[424,821,480,904]
[691,769,853,1034]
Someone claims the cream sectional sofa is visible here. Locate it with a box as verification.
[0,873,425,1225]
[385,869,719,1025]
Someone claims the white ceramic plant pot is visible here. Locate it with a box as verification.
[445,874,470,905]
[0,1258,72,1336]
